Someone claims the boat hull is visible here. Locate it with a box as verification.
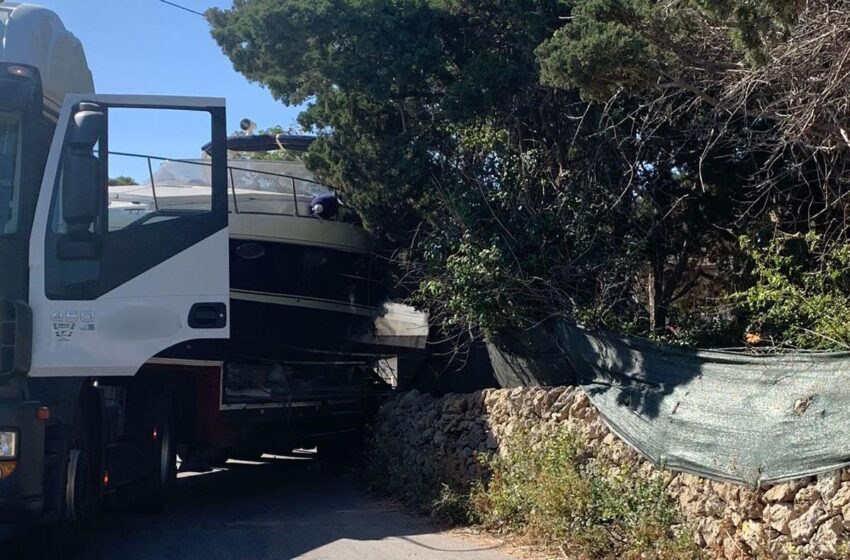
[228,230,427,363]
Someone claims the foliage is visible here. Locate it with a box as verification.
[470,426,699,559]
[365,419,699,559]
[209,0,741,341]
[736,232,850,350]
[108,175,138,186]
[537,0,665,101]
[432,484,478,526]
[209,0,850,350]
[693,0,804,63]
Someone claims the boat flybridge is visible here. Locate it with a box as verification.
[107,133,428,396]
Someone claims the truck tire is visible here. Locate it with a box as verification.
[113,386,177,514]
[132,395,177,513]
[316,432,363,466]
[36,397,101,557]
[62,410,99,530]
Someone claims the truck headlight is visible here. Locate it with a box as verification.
[0,430,17,459]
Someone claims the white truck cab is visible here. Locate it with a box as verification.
[28,94,230,378]
[0,5,231,378]
[0,3,231,539]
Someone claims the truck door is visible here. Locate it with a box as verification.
[27,94,229,377]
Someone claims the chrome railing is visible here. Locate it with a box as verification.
[108,151,349,220]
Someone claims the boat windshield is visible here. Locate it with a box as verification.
[0,112,21,235]
[108,155,348,222]
[151,159,333,198]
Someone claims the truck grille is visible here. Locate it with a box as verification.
[0,301,15,373]
[0,299,31,376]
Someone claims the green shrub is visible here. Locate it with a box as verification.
[363,430,443,508]
[432,483,479,526]
[470,426,699,559]
[365,418,698,558]
[736,232,850,350]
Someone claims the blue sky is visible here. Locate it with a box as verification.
[37,0,303,180]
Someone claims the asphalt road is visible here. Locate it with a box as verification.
[73,453,518,560]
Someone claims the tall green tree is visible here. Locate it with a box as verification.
[207,0,749,342]
[209,0,850,349]
[108,176,138,186]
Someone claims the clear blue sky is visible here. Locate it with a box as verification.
[36,0,303,180]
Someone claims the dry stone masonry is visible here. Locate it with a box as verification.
[371,387,850,559]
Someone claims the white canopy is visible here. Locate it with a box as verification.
[0,3,94,111]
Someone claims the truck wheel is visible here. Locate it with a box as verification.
[64,416,98,529]
[231,449,264,462]
[134,397,177,513]
[38,399,101,556]
[209,447,231,468]
[317,433,362,466]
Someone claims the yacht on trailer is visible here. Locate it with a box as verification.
[107,132,428,372]
[0,3,428,529]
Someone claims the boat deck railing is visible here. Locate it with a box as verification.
[108,151,354,222]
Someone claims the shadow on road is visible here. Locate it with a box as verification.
[60,452,512,560]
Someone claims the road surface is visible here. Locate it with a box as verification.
[76,453,518,560]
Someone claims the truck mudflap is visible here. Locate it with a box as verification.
[0,401,45,527]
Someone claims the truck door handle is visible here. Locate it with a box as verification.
[188,303,227,329]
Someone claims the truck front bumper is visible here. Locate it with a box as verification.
[0,401,45,531]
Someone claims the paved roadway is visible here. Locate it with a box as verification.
[76,453,517,560]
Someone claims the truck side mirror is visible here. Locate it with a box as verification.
[63,106,104,223]
[59,105,105,260]
[62,152,100,225]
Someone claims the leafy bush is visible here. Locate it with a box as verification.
[736,232,850,350]
[432,484,479,526]
[365,420,699,559]
[470,426,699,559]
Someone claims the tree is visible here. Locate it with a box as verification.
[208,0,850,349]
[207,0,745,342]
[108,176,138,186]
[537,0,850,346]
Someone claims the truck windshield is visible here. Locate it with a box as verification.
[0,112,21,235]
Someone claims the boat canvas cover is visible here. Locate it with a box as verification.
[487,320,850,487]
[203,134,316,155]
[0,3,94,108]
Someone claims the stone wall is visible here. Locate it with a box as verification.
[371,387,850,559]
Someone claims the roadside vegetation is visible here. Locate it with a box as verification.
[735,233,850,350]
[208,1,850,352]
[367,424,699,559]
[205,2,849,554]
